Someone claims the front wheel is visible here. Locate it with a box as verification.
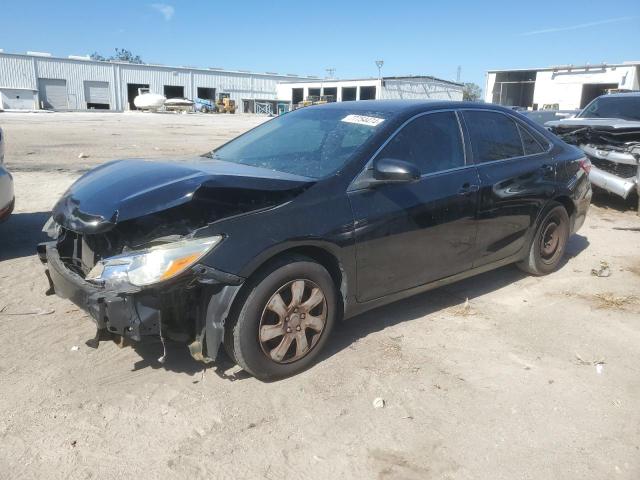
[517,203,570,275]
[225,256,337,380]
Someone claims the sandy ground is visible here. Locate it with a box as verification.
[0,111,639,480]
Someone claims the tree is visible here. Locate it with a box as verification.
[463,82,482,102]
[89,52,106,61]
[90,48,143,64]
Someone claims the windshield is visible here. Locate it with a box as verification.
[579,96,640,121]
[209,107,392,178]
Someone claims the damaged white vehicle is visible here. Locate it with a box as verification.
[546,93,640,199]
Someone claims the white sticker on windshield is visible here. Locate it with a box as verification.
[341,114,385,127]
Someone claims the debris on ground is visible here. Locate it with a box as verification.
[372,398,385,409]
[77,152,89,159]
[70,346,79,352]
[591,261,611,278]
[592,292,637,310]
[450,298,476,317]
[0,307,55,316]
[575,353,606,367]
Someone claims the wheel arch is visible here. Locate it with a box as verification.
[237,242,349,318]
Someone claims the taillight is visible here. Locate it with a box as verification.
[579,157,592,174]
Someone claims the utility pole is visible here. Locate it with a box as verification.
[375,60,384,80]
[456,66,461,83]
[325,67,335,79]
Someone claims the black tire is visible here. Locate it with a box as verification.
[517,203,570,275]
[225,255,337,380]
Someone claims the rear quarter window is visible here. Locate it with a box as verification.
[463,110,524,163]
[517,124,545,155]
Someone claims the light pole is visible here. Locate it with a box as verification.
[375,60,384,80]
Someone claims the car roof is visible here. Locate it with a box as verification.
[308,99,513,116]
[595,91,640,99]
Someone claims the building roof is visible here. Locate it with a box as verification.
[487,61,640,73]
[278,75,462,87]
[0,50,317,80]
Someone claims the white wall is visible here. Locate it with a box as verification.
[532,65,638,109]
[487,65,640,109]
[0,89,37,109]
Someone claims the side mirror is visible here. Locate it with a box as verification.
[373,158,421,183]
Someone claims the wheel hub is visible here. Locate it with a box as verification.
[258,279,327,364]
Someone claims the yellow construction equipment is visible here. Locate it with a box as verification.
[216,97,236,114]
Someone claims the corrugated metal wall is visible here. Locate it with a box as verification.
[0,52,313,112]
[381,78,463,101]
[0,55,36,89]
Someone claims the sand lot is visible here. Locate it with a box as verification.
[0,111,639,480]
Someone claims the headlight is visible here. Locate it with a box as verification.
[43,216,61,240]
[86,235,222,287]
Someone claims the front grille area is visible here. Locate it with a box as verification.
[590,157,638,179]
[56,229,97,277]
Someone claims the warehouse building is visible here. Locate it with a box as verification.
[277,76,463,104]
[486,61,640,110]
[0,50,317,113]
[0,50,463,113]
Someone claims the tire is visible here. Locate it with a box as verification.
[225,255,337,380]
[517,203,570,275]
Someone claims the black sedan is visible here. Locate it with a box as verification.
[39,100,592,379]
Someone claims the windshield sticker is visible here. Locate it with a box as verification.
[341,114,385,127]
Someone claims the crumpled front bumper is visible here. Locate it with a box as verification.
[38,241,161,340]
[589,165,638,199]
[37,241,244,362]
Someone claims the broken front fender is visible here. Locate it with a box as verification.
[40,240,246,361]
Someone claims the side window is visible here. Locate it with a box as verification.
[376,111,465,174]
[517,124,544,155]
[463,111,524,162]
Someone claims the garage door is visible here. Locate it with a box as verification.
[84,81,110,108]
[38,78,68,110]
[0,89,36,110]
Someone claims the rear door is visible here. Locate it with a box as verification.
[38,79,68,110]
[348,110,480,302]
[84,81,110,108]
[461,110,556,267]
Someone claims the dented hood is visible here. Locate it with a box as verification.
[52,158,314,234]
[545,118,640,130]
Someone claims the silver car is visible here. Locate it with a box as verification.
[0,126,15,221]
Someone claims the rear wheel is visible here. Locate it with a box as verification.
[225,256,337,380]
[517,203,570,275]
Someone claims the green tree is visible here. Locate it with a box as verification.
[90,48,143,64]
[463,82,482,102]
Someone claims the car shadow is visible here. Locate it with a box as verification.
[97,334,252,381]
[591,189,638,213]
[318,233,590,368]
[0,212,50,261]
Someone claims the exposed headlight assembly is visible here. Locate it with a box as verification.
[42,216,62,240]
[86,235,222,287]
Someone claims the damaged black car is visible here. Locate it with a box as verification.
[39,101,591,380]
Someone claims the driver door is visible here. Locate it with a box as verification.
[348,110,480,302]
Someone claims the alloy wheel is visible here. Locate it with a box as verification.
[258,279,328,364]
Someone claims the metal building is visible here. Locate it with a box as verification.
[0,51,317,113]
[485,61,640,110]
[276,76,464,104]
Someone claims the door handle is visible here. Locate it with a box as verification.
[458,183,479,195]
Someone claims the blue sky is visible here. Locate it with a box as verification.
[1,0,638,90]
